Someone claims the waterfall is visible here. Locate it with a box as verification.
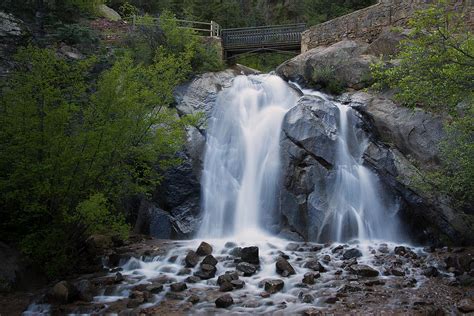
[199,75,400,242]
[199,75,298,238]
[302,91,401,242]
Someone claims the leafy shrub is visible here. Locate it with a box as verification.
[0,45,194,277]
[55,23,99,45]
[311,65,344,95]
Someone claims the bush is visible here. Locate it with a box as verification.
[0,45,194,277]
[55,23,99,45]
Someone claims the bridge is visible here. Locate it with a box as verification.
[130,16,306,61]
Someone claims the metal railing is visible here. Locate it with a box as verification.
[221,23,306,50]
[129,15,221,37]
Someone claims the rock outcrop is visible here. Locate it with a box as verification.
[276,40,377,91]
[0,11,30,77]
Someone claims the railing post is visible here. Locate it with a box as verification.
[210,20,214,37]
[132,14,136,30]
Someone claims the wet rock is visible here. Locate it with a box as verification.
[229,247,242,257]
[146,284,163,294]
[75,280,94,302]
[276,257,296,277]
[260,291,271,298]
[302,293,314,303]
[378,244,390,253]
[178,268,191,275]
[243,300,260,308]
[350,264,379,277]
[185,250,199,267]
[364,279,385,286]
[51,281,79,304]
[185,276,200,283]
[215,294,234,308]
[390,267,406,277]
[114,272,124,283]
[458,298,474,313]
[196,242,213,256]
[225,242,237,248]
[322,255,331,263]
[264,279,284,294]
[403,278,417,288]
[394,246,407,256]
[237,262,257,276]
[303,308,322,316]
[217,272,239,285]
[332,245,344,253]
[304,260,326,272]
[194,264,216,279]
[422,266,439,277]
[220,281,234,292]
[201,255,218,266]
[302,272,320,285]
[231,279,245,289]
[127,298,144,308]
[343,248,362,260]
[165,292,186,300]
[170,282,187,292]
[241,246,259,264]
[188,294,200,304]
[325,296,339,304]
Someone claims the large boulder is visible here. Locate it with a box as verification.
[97,4,122,21]
[278,95,340,240]
[276,40,377,91]
[0,11,30,78]
[344,91,445,167]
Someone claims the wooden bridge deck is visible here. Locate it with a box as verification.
[221,23,306,59]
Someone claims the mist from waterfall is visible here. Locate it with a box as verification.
[198,75,298,238]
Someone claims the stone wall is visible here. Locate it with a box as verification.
[301,0,474,52]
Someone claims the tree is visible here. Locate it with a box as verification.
[371,2,473,209]
[0,45,195,276]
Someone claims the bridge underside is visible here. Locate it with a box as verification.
[220,23,305,62]
[224,43,301,61]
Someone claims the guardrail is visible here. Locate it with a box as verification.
[221,23,306,50]
[129,15,221,37]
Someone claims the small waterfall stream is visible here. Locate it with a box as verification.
[199,75,298,238]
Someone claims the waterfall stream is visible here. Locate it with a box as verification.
[199,75,298,238]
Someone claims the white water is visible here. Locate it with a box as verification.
[199,75,298,239]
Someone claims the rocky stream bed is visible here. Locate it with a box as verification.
[3,235,473,315]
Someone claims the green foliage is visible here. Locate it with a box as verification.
[55,23,99,45]
[235,52,290,72]
[118,1,139,18]
[123,11,224,73]
[371,2,474,111]
[0,45,193,276]
[371,2,474,208]
[302,0,376,26]
[311,65,344,95]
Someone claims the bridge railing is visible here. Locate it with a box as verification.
[129,15,221,37]
[221,23,306,50]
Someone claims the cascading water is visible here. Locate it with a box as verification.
[199,75,298,238]
[300,90,401,242]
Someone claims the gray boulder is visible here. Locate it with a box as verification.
[276,40,377,91]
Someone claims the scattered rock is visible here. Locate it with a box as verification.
[146,284,163,294]
[276,257,296,277]
[219,281,234,292]
[51,281,79,304]
[194,264,216,279]
[304,260,326,272]
[201,255,218,266]
[302,272,319,285]
[196,242,213,256]
[114,272,124,283]
[422,266,439,278]
[458,298,474,313]
[241,246,259,264]
[185,276,201,283]
[390,267,406,277]
[302,293,314,303]
[215,294,234,308]
[264,279,284,294]
[325,296,339,304]
[188,294,200,304]
[225,242,237,248]
[170,282,187,292]
[217,272,239,285]
[303,308,322,316]
[229,247,242,257]
[185,250,199,267]
[236,262,257,276]
[343,248,363,260]
[231,279,245,289]
[350,264,379,277]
